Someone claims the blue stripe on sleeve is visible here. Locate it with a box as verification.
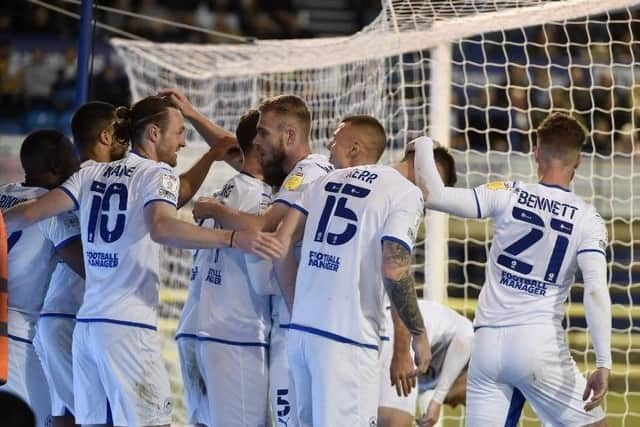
[272,199,293,207]
[59,186,79,210]
[55,234,81,250]
[291,204,308,216]
[472,188,481,218]
[143,198,177,208]
[577,249,607,257]
[381,235,412,253]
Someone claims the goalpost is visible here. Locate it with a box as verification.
[113,0,640,424]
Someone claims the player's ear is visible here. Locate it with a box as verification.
[285,125,296,147]
[147,123,161,143]
[98,126,111,146]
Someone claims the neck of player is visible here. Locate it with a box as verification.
[537,161,574,190]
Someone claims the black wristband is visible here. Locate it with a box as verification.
[229,230,236,248]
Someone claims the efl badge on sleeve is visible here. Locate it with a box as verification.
[160,174,179,194]
[283,173,304,191]
[486,181,508,191]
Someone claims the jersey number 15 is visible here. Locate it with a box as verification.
[314,181,370,246]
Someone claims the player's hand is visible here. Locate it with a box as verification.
[234,231,284,260]
[208,136,242,163]
[192,197,220,222]
[390,346,416,397]
[582,367,609,411]
[418,400,442,427]
[158,88,197,119]
[411,332,431,376]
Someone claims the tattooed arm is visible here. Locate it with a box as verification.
[382,240,431,375]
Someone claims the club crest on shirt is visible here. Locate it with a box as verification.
[283,172,304,191]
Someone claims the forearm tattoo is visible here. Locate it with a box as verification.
[383,242,425,336]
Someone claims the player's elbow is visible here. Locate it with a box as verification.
[381,262,410,283]
[149,218,173,245]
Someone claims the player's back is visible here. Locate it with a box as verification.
[40,210,84,317]
[291,164,423,348]
[61,153,179,328]
[197,172,273,343]
[417,300,473,387]
[0,183,56,322]
[476,181,606,327]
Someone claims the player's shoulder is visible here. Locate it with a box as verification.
[0,182,47,201]
[481,180,521,193]
[283,154,334,191]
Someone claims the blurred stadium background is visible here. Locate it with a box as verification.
[0,0,639,425]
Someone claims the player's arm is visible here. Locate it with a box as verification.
[578,249,611,411]
[431,328,473,404]
[381,240,431,375]
[145,201,282,259]
[389,307,417,397]
[4,189,75,233]
[193,198,289,232]
[56,238,85,279]
[271,206,307,311]
[412,137,482,218]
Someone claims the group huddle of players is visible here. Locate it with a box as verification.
[1,89,610,427]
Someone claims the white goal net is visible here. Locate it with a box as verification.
[113,0,640,424]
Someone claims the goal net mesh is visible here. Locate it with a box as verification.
[112,0,640,424]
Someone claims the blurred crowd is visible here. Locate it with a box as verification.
[0,1,638,156]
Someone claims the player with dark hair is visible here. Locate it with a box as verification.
[0,130,79,427]
[4,96,282,427]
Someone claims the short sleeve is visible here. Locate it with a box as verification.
[577,210,608,258]
[472,181,516,219]
[381,186,424,252]
[38,211,81,250]
[274,165,328,207]
[290,180,318,216]
[142,166,180,208]
[59,170,83,211]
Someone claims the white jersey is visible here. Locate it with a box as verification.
[0,183,57,336]
[40,211,84,317]
[61,153,180,328]
[290,165,423,349]
[175,222,210,338]
[196,172,273,344]
[382,300,473,388]
[473,181,607,327]
[272,153,334,326]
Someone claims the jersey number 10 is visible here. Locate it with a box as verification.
[87,181,128,243]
